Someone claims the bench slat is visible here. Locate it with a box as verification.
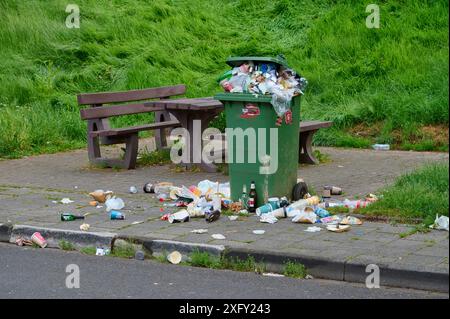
[300,120,333,132]
[89,120,181,137]
[77,84,186,105]
[80,103,166,120]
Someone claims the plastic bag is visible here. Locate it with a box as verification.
[105,196,125,212]
[292,211,317,224]
[430,215,449,231]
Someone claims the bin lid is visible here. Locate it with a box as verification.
[214,92,273,102]
[226,55,290,69]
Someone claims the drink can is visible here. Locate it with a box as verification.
[110,210,125,220]
[256,203,274,216]
[268,197,280,210]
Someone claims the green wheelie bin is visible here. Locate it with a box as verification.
[214,56,303,207]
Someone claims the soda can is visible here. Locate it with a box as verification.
[268,197,280,210]
[110,210,125,220]
[31,232,47,248]
[143,182,155,193]
[256,203,274,216]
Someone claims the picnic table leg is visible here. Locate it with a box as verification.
[154,110,176,150]
[299,129,319,164]
[169,110,222,173]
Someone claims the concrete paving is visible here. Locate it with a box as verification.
[0,140,448,291]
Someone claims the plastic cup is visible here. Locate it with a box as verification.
[31,232,47,248]
[268,197,280,210]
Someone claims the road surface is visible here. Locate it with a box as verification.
[0,243,446,299]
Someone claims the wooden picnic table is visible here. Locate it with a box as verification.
[144,97,224,172]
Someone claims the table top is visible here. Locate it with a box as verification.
[144,97,223,111]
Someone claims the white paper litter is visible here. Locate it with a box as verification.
[60,198,74,204]
[253,230,265,235]
[260,214,278,224]
[131,221,144,225]
[263,273,285,277]
[305,226,322,233]
[80,223,90,231]
[228,216,239,221]
[191,229,208,234]
[212,234,226,240]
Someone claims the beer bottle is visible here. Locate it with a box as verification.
[239,184,248,209]
[61,213,85,221]
[248,181,257,213]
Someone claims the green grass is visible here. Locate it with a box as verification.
[359,163,449,224]
[79,246,97,255]
[0,0,448,158]
[137,147,171,166]
[283,261,308,279]
[59,240,76,251]
[110,242,136,258]
[186,250,266,274]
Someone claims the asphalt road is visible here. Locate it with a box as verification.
[0,243,447,299]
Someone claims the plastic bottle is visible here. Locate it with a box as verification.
[285,196,320,215]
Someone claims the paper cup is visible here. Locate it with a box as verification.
[31,232,47,248]
[256,204,274,216]
[268,197,280,210]
[167,251,182,264]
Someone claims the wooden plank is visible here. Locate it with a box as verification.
[300,120,333,132]
[89,120,181,137]
[80,103,165,120]
[77,84,186,105]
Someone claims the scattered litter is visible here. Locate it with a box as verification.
[31,232,47,248]
[260,214,278,224]
[314,207,330,218]
[320,215,342,225]
[105,196,125,212]
[305,274,314,280]
[191,229,208,234]
[263,273,285,277]
[61,213,85,221]
[167,251,182,264]
[89,200,98,207]
[79,223,90,231]
[51,200,57,204]
[253,230,265,235]
[89,190,113,203]
[168,210,190,223]
[129,186,138,194]
[212,234,226,240]
[96,247,110,256]
[372,144,390,151]
[60,198,74,204]
[340,216,363,225]
[131,221,144,225]
[205,210,221,223]
[110,210,125,220]
[305,226,322,233]
[228,215,239,221]
[327,224,351,233]
[430,215,449,231]
[135,250,145,261]
[15,237,33,246]
[291,208,317,224]
[324,185,342,196]
[96,205,103,209]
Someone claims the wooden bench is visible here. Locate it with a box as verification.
[298,120,333,164]
[78,85,185,169]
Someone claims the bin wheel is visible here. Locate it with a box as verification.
[292,182,308,201]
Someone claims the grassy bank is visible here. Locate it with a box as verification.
[0,0,448,158]
[360,162,449,224]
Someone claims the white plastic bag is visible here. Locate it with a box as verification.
[105,196,125,212]
[430,215,449,231]
[292,211,317,224]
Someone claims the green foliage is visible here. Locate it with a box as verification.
[0,0,448,157]
[361,163,449,222]
[59,240,75,251]
[80,246,97,255]
[283,261,307,279]
[137,147,171,166]
[110,243,136,258]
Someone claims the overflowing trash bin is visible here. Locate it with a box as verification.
[214,55,307,207]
